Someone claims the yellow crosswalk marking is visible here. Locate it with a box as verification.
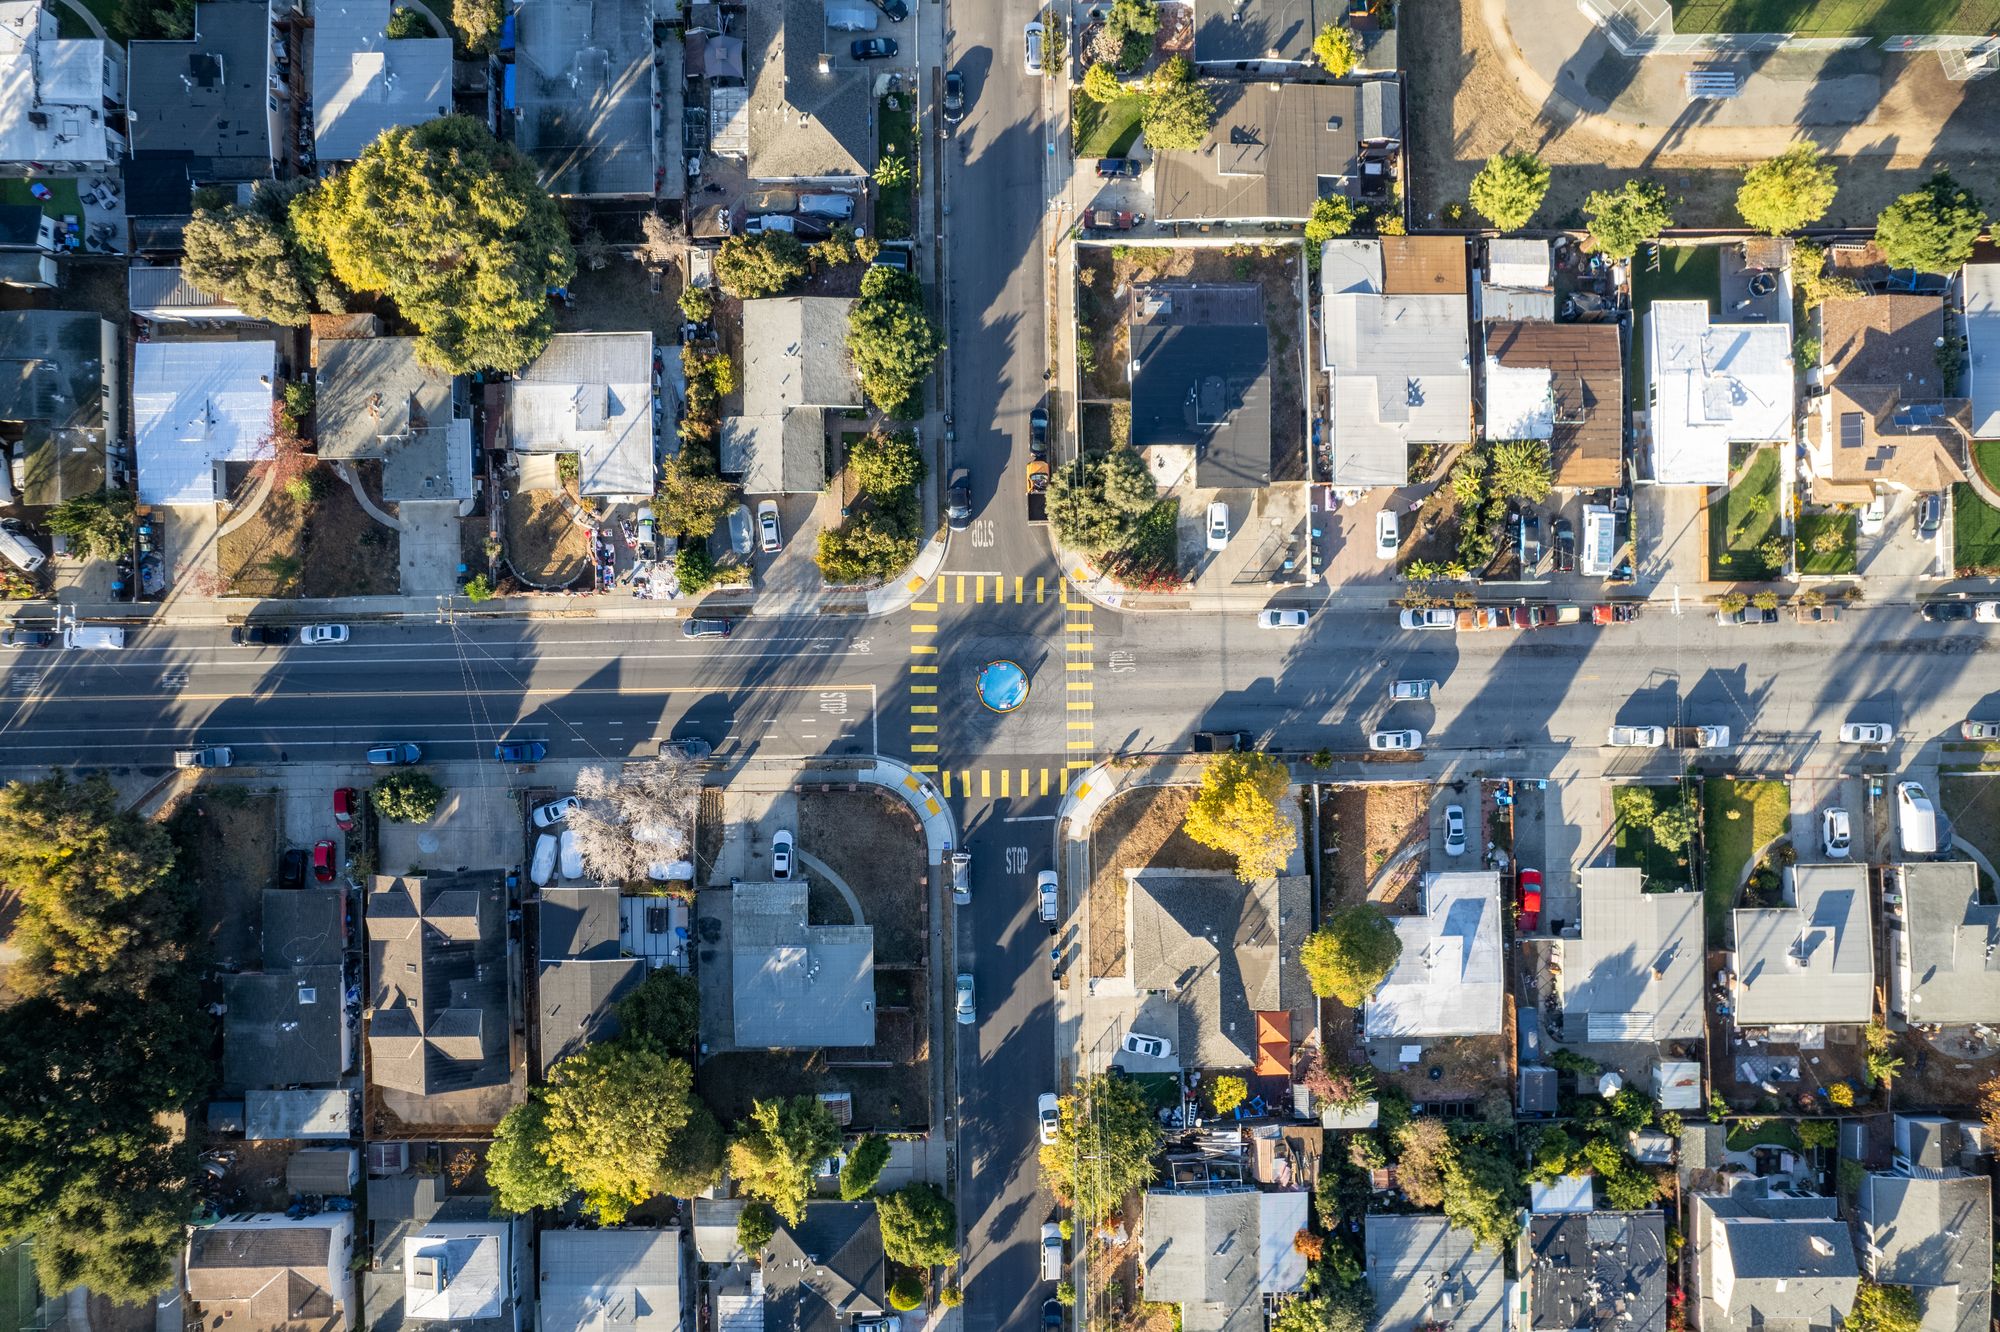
[1067,701,1093,711]
[1068,661,1093,671]
[1066,641,1092,651]
[1036,577,1046,603]
[911,684,936,694]
[980,769,991,798]
[1015,576,1024,602]
[955,576,965,603]
[1068,721,1094,730]
[942,771,952,796]
[912,744,938,753]
[911,644,937,654]
[1067,740,1095,751]
[1067,681,1093,691]
[1020,768,1029,794]
[912,601,938,612]
[1001,769,1011,797]
[910,725,937,733]
[974,578,985,605]
[1067,621,1094,632]
[960,769,971,796]
[911,665,938,675]
[910,624,936,634]
[911,705,937,714]
[915,765,939,774]
[1040,768,1050,796]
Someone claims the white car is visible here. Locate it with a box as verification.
[1822,808,1852,859]
[1375,510,1400,560]
[955,973,976,1025]
[1398,608,1454,631]
[1022,19,1044,74]
[1976,601,2000,623]
[1037,869,1059,927]
[530,832,558,886]
[1206,502,1229,551]
[950,851,972,906]
[1962,720,2000,741]
[300,623,349,645]
[1037,1092,1060,1145]
[558,828,583,880]
[1859,493,1887,536]
[532,794,579,828]
[771,829,795,880]
[1122,1031,1171,1059]
[1839,722,1893,745]
[1606,725,1665,748]
[1443,804,1467,857]
[757,500,782,554]
[1370,728,1423,752]
[1257,608,1309,629]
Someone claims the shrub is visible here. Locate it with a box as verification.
[887,1275,925,1312]
[1469,151,1551,232]
[373,770,444,823]
[1311,22,1361,76]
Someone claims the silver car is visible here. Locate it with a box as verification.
[1443,804,1467,857]
[950,852,972,906]
[955,973,976,1025]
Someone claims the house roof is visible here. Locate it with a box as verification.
[365,873,510,1098]
[1693,1186,1858,1332]
[310,0,451,161]
[505,332,655,499]
[719,409,828,495]
[1142,1191,1308,1332]
[1968,262,2000,439]
[129,264,246,319]
[1896,862,2000,1025]
[186,1215,351,1332]
[1860,1171,1991,1332]
[403,1223,506,1323]
[1128,284,1274,489]
[537,1228,682,1332]
[1810,295,1967,498]
[1485,321,1624,489]
[723,296,855,494]
[1643,301,1793,486]
[729,880,875,1049]
[513,0,658,196]
[762,1204,885,1332]
[286,1147,358,1195]
[245,1087,354,1140]
[1191,0,1326,62]
[1381,236,1466,296]
[1486,238,1552,290]
[127,0,275,178]
[1125,868,1311,1069]
[313,332,470,500]
[1894,1114,1982,1174]
[1523,1212,1668,1332]
[134,338,275,505]
[0,203,45,249]
[1365,872,1504,1038]
[743,0,874,181]
[0,4,119,167]
[1732,864,1874,1026]
[1364,1214,1505,1332]
[0,309,114,504]
[223,965,348,1092]
[1151,82,1364,223]
[1560,869,1702,1041]
[538,887,645,1072]
[690,1198,748,1266]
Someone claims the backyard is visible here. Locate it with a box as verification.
[1072,91,1146,158]
[1612,783,1695,895]
[216,467,401,598]
[1629,247,1721,410]
[1669,0,2000,35]
[876,94,916,243]
[1321,783,1431,916]
[1708,447,1784,581]
[1795,510,1857,576]
[1703,778,1791,940]
[1952,442,2000,574]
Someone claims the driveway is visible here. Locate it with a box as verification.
[1632,484,1708,596]
[398,500,465,597]
[1853,488,1948,584]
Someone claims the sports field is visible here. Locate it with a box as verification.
[1671,0,2000,35]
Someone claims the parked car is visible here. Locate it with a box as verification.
[1087,209,1139,231]
[771,829,795,880]
[1962,720,2000,741]
[1551,517,1576,573]
[1605,725,1665,747]
[1976,601,2000,622]
[850,36,897,59]
[333,787,358,831]
[1399,608,1454,631]
[532,795,579,828]
[682,618,732,639]
[1037,1092,1060,1145]
[1096,157,1142,178]
[757,499,782,553]
[0,629,55,648]
[495,739,547,764]
[1822,807,1852,859]
[530,833,558,886]
[559,829,583,880]
[948,471,973,530]
[1390,678,1436,701]
[1206,502,1230,551]
[1037,869,1059,928]
[1859,493,1887,536]
[1029,407,1049,458]
[942,69,966,122]
[280,848,307,889]
[366,742,422,765]
[1717,605,1780,626]
[1510,606,1537,630]
[1043,1300,1064,1330]
[869,244,910,270]
[232,624,292,646]
[1520,512,1542,571]
[1839,722,1892,745]
[728,505,754,556]
[312,840,337,883]
[1375,511,1400,561]
[869,0,907,19]
[1916,492,1943,537]
[1922,601,1975,623]
[1369,728,1423,752]
[956,973,976,1025]
[1257,608,1309,629]
[950,851,971,906]
[300,623,349,645]
[1022,19,1044,74]
[174,745,233,768]
[1041,1222,1063,1282]
[1518,868,1542,932]
[1121,1031,1171,1059]
[1443,804,1467,857]
[661,737,714,761]
[798,194,857,220]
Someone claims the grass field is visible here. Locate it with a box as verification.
[1073,92,1146,159]
[1613,784,1696,894]
[1953,483,2000,574]
[1628,247,1721,410]
[1704,778,1790,942]
[1670,0,2000,36]
[1709,447,1784,580]
[1795,510,1857,575]
[876,95,916,242]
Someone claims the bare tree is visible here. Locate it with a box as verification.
[634,213,684,269]
[567,759,699,883]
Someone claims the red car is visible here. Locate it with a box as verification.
[1518,868,1543,932]
[333,787,357,831]
[312,840,337,883]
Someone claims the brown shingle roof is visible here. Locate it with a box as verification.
[187,1224,345,1332]
[1812,295,1967,495]
[1486,321,1623,489]
[1381,236,1467,296]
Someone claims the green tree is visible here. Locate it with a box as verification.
[840,1135,893,1200]
[846,430,925,498]
[875,154,912,190]
[879,1183,959,1268]
[181,204,315,324]
[487,1097,574,1213]
[729,1096,842,1225]
[679,283,716,324]
[450,0,503,52]
[1311,22,1361,76]
[1082,61,1124,102]
[1796,1119,1838,1150]
[1648,794,1697,853]
[1391,1117,1456,1207]
[657,453,736,538]
[293,117,571,373]
[1583,179,1673,262]
[1849,1282,1922,1332]
[1488,439,1553,502]
[372,770,444,823]
[660,1100,727,1197]
[1613,785,1659,832]
[532,1043,706,1222]
[1210,1076,1249,1115]
[1875,173,1987,275]
[45,490,136,561]
[675,544,717,596]
[386,6,434,36]
[21,1149,195,1302]
[463,573,497,602]
[1046,449,1158,554]
[1304,194,1358,253]
[1598,1158,1660,1212]
[1105,0,1160,69]
[1469,151,1551,232]
[1736,144,1838,235]
[1441,1139,1525,1249]
[714,232,809,299]
[1039,1073,1162,1226]
[888,1275,925,1312]
[1182,750,1296,881]
[737,1201,778,1257]
[816,517,918,584]
[1302,905,1403,1005]
[847,267,942,420]
[1141,57,1215,152]
[615,967,700,1052]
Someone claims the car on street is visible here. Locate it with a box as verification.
[532,795,579,828]
[869,0,907,19]
[850,37,897,59]
[559,829,583,880]
[1839,722,1892,745]
[1461,607,1509,631]
[300,623,349,645]
[1037,869,1058,928]
[1977,601,2000,622]
[1369,728,1423,752]
[366,742,422,765]
[947,470,973,530]
[1096,157,1142,178]
[1510,606,1540,630]
[1206,502,1230,551]
[1037,1092,1060,1145]
[0,629,54,648]
[1043,1300,1064,1330]
[771,829,795,880]
[1257,608,1309,629]
[1717,605,1781,625]
[312,840,337,883]
[1041,1223,1063,1282]
[1917,492,1943,537]
[942,69,966,122]
[1375,510,1399,560]
[955,973,976,1025]
[1606,725,1665,747]
[682,618,732,639]
[1122,1031,1171,1059]
[1390,678,1436,701]
[1399,608,1454,631]
[232,624,292,646]
[1029,406,1049,458]
[174,745,233,768]
[1551,517,1576,573]
[1022,20,1043,73]
[1922,601,1975,623]
[1518,867,1542,932]
[1192,731,1249,753]
[728,505,753,556]
[1822,808,1852,858]
[281,848,306,890]
[495,739,547,764]
[950,851,971,906]
[661,737,714,761]
[1963,720,2000,741]
[757,499,782,553]
[1443,804,1466,857]
[333,787,358,831]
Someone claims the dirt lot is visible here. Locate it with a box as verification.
[698,1003,929,1131]
[797,788,926,967]
[1321,784,1432,918]
[1401,0,2000,228]
[553,257,682,341]
[217,466,401,597]
[504,489,594,587]
[1087,785,1238,979]
[1374,1033,1513,1107]
[1891,1026,2000,1112]
[175,789,278,969]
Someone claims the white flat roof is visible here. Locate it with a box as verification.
[1365,872,1504,1039]
[134,340,277,505]
[1487,238,1551,290]
[1530,1175,1595,1214]
[1483,356,1555,440]
[506,332,655,499]
[1966,262,2000,438]
[1644,300,1793,485]
[0,3,118,165]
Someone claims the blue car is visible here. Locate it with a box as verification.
[495,740,548,763]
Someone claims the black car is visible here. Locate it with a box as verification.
[850,37,897,59]
[942,70,966,122]
[1551,517,1576,573]
[232,624,294,646]
[870,0,907,17]
[280,848,307,890]
[0,629,55,648]
[947,471,973,530]
[1043,1301,1064,1332]
[682,618,733,639]
[1096,158,1141,179]
[1921,601,1975,623]
[1029,406,1049,459]
[660,737,714,761]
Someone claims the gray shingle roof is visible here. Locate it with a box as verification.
[1364,1213,1506,1332]
[1733,865,1873,1026]
[1151,82,1363,223]
[537,1228,681,1332]
[1560,869,1703,1042]
[538,957,645,1073]
[512,0,658,196]
[1191,0,1325,63]
[314,334,456,459]
[506,332,656,500]
[1693,1186,1858,1332]
[762,1204,884,1332]
[0,309,115,505]
[1127,284,1274,489]
[1141,1191,1274,1332]
[1895,862,2000,1025]
[365,873,511,1098]
[1860,1170,1991,1332]
[1521,1212,1668,1332]
[743,0,874,181]
[723,296,856,494]
[223,965,349,1091]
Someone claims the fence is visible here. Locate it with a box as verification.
[1577,0,1989,57]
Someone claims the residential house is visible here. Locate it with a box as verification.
[1142,1188,1309,1332]
[1476,238,1555,323]
[716,880,874,1050]
[127,0,284,189]
[739,0,874,184]
[511,0,663,197]
[1967,259,2000,439]
[313,321,472,502]
[311,0,450,161]
[1730,864,1874,1029]
[1890,862,2000,1025]
[1128,283,1276,489]
[537,886,646,1073]
[1363,1214,1505,1332]
[245,1087,355,1140]
[364,1220,523,1332]
[1364,871,1503,1039]
[1690,1183,1859,1332]
[1642,300,1793,486]
[186,1213,356,1332]
[1120,868,1312,1072]
[132,337,276,506]
[1518,1211,1668,1332]
[1483,321,1624,491]
[0,1,125,171]
[721,296,859,495]
[697,1202,882,1332]
[364,872,513,1112]
[1859,1116,1993,1332]
[537,1229,681,1332]
[1189,0,1344,67]
[221,888,351,1093]
[362,1167,513,1321]
[1803,294,1968,504]
[129,264,250,322]
[1320,238,1471,488]
[0,308,118,505]
[1557,868,1703,1043]
[1151,82,1396,224]
[504,332,655,502]
[0,204,57,288]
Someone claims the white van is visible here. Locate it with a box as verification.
[1040,1222,1062,1281]
[1898,781,1938,856]
[62,625,125,650]
[0,525,46,574]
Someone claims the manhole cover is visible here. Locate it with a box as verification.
[417,833,440,853]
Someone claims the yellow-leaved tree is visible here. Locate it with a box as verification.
[1183,750,1296,881]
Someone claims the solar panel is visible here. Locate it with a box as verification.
[1839,412,1864,448]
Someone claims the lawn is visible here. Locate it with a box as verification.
[1613,783,1695,894]
[1669,0,2000,36]
[0,176,82,224]
[1628,246,1721,410]
[1795,510,1857,575]
[1072,91,1146,159]
[1724,1118,1802,1151]
[1708,447,1784,581]
[876,94,916,242]
[1955,443,2000,574]
[1703,778,1790,943]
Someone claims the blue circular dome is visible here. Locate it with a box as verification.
[976,659,1030,713]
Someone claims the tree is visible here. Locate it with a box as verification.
[675,544,716,596]
[1797,1119,1838,1150]
[1849,1282,1923,1332]
[729,1096,843,1225]
[1441,1139,1525,1250]
[1312,22,1361,77]
[463,573,497,602]
[714,231,809,298]
[1039,1073,1162,1226]
[1488,439,1553,502]
[1304,195,1358,250]
[1875,173,1987,274]
[1391,1118,1456,1207]
[847,266,942,419]
[1736,144,1838,235]
[181,204,315,324]
[1183,751,1296,881]
[846,430,925,498]
[1598,1158,1660,1212]
[566,759,700,883]
[1104,0,1160,69]
[737,1201,778,1258]
[879,1183,959,1269]
[1302,905,1403,1005]
[21,1149,195,1302]
[679,282,715,325]
[450,0,503,52]
[45,490,136,561]
[1047,449,1158,554]
[816,516,918,584]
[616,968,700,1052]
[1469,151,1551,232]
[1210,1076,1249,1115]
[874,154,912,190]
[840,1135,892,1200]
[488,1097,574,1213]
[658,452,736,538]
[1648,794,1697,853]
[888,1275,925,1313]
[1141,57,1215,152]
[660,1100,727,1197]
[1082,61,1124,102]
[1583,180,1673,262]
[372,770,444,823]
[291,117,572,373]
[1612,785,1658,831]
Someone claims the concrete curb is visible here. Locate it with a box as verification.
[866,535,950,618]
